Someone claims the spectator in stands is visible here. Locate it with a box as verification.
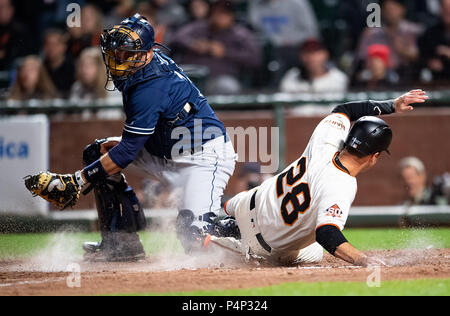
[418,0,450,83]
[0,0,34,71]
[8,55,57,100]
[187,0,211,22]
[42,29,75,98]
[234,162,266,193]
[431,173,450,205]
[104,0,136,28]
[355,0,422,82]
[69,47,120,103]
[248,0,320,82]
[352,44,400,90]
[148,0,188,30]
[222,162,273,206]
[171,0,261,94]
[398,156,441,206]
[339,0,375,52]
[134,2,168,45]
[280,39,348,94]
[67,4,103,58]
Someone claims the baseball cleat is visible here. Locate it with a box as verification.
[83,248,146,263]
[83,241,102,254]
[82,237,146,262]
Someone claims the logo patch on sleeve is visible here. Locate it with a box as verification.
[324,118,346,130]
[325,204,343,218]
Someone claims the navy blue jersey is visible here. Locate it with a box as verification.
[115,52,226,159]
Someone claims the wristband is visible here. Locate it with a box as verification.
[83,159,108,185]
[316,225,348,255]
[74,170,86,187]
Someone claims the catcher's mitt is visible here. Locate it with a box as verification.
[24,172,81,210]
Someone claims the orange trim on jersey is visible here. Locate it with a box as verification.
[332,152,351,176]
[315,223,342,231]
[335,112,351,123]
[223,200,230,215]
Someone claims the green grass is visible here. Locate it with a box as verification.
[1,228,449,296]
[0,228,449,259]
[343,228,450,250]
[0,231,182,259]
[131,279,449,296]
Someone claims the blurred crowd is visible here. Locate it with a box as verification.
[398,156,449,206]
[1,0,450,101]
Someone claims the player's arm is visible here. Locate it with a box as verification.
[332,89,428,121]
[78,83,165,185]
[77,132,150,186]
[316,225,385,267]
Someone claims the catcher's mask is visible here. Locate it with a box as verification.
[100,13,167,89]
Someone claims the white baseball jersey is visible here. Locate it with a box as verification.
[253,113,357,252]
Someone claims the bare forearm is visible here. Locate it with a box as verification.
[100,153,122,175]
[333,242,368,266]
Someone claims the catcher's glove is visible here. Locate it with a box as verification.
[24,172,81,210]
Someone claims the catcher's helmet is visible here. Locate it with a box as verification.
[100,13,164,80]
[345,116,393,156]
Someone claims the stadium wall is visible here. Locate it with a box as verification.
[49,108,450,210]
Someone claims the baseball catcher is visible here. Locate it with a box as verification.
[209,90,428,267]
[24,14,238,261]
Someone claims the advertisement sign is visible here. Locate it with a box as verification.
[0,115,49,215]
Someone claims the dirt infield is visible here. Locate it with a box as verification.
[0,248,449,296]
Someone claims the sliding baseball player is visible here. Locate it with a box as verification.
[210,90,428,266]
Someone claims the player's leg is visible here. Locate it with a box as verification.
[174,136,238,252]
[82,139,146,262]
[295,242,324,264]
[276,242,324,266]
[221,188,273,262]
[209,190,253,255]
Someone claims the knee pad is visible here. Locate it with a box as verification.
[93,175,147,235]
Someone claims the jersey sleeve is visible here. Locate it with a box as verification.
[308,113,351,157]
[315,180,356,231]
[123,84,170,135]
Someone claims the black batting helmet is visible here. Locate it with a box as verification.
[345,116,393,156]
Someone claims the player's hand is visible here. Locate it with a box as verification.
[365,256,387,267]
[356,255,386,267]
[394,89,428,114]
[100,137,121,154]
[191,40,211,55]
[209,41,226,58]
